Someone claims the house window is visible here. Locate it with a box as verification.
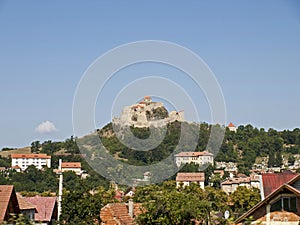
[270,197,297,212]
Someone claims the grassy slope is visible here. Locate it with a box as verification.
[0,147,31,158]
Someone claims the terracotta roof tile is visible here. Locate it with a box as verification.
[228,122,235,127]
[11,154,51,159]
[17,194,37,211]
[12,165,21,169]
[100,203,143,225]
[23,196,57,222]
[61,162,81,168]
[176,172,205,182]
[0,185,19,223]
[221,177,250,185]
[174,151,213,157]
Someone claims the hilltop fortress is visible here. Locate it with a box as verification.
[113,96,184,128]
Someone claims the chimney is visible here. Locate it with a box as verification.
[128,198,134,218]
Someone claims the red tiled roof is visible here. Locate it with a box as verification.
[235,183,300,224]
[114,190,124,202]
[174,151,213,157]
[11,154,51,159]
[176,172,205,182]
[0,185,19,223]
[61,162,81,168]
[221,177,250,185]
[261,172,298,197]
[23,196,57,222]
[17,194,37,211]
[132,104,145,109]
[12,165,21,169]
[228,122,235,127]
[100,203,143,225]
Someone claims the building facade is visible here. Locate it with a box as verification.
[235,174,300,225]
[11,154,51,171]
[221,174,260,194]
[61,162,82,175]
[174,151,213,167]
[176,172,205,189]
[227,122,237,132]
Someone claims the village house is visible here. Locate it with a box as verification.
[11,153,51,171]
[176,172,205,189]
[24,196,58,225]
[17,194,37,222]
[11,165,22,172]
[0,185,20,223]
[100,200,143,225]
[221,173,260,194]
[227,122,237,132]
[174,151,214,167]
[260,171,298,200]
[235,174,300,225]
[215,161,238,173]
[61,162,82,175]
[213,169,225,178]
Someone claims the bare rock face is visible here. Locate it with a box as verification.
[113,96,184,128]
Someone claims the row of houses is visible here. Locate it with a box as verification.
[0,185,57,224]
[107,172,300,225]
[1,171,299,225]
[8,153,83,175]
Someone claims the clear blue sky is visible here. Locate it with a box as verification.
[0,1,300,148]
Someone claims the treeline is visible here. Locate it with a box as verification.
[0,136,109,193]
[217,125,300,174]
[134,181,260,224]
[99,122,300,174]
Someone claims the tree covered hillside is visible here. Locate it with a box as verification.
[98,122,300,174]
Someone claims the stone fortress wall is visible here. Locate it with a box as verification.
[113,96,184,128]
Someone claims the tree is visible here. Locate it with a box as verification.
[179,162,200,173]
[203,164,214,186]
[274,151,283,167]
[31,141,41,153]
[137,183,212,225]
[288,155,296,166]
[230,187,260,218]
[268,151,276,167]
[2,213,34,225]
[64,136,80,154]
[209,174,222,189]
[60,186,115,225]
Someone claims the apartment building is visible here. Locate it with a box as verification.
[174,151,213,167]
[11,154,51,171]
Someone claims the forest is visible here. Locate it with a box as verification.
[1,122,300,224]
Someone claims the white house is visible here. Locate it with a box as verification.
[221,173,260,194]
[176,172,205,189]
[174,151,213,167]
[11,154,51,171]
[61,162,82,175]
[227,122,237,132]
